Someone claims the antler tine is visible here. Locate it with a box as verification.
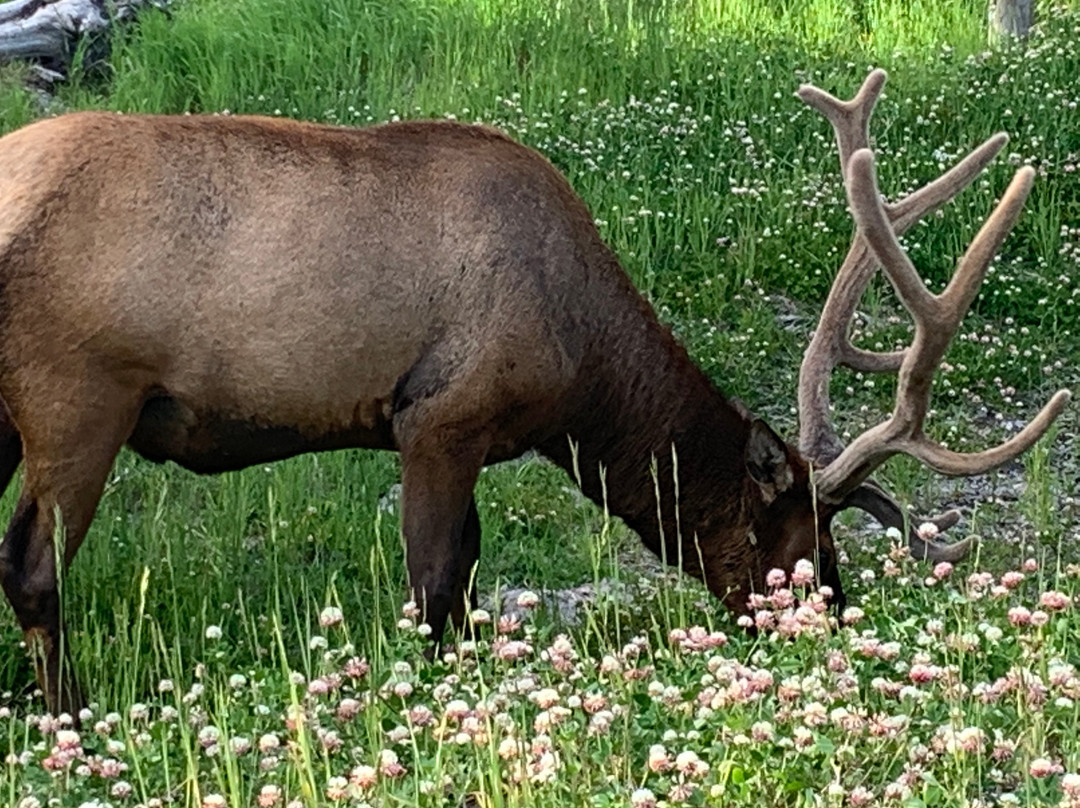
[796,69,1009,469]
[844,482,970,562]
[796,68,886,180]
[796,71,1048,560]
[815,148,1072,501]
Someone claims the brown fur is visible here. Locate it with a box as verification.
[0,112,842,713]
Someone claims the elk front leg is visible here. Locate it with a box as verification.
[398,441,485,654]
[0,400,23,495]
[449,497,481,638]
[0,385,141,715]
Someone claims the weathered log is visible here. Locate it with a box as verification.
[0,0,162,77]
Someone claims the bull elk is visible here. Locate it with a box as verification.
[0,70,1070,715]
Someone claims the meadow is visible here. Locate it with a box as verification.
[0,0,1079,805]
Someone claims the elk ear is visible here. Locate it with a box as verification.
[746,419,795,504]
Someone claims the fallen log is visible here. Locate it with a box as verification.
[0,0,162,77]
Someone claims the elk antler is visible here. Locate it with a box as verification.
[797,70,1072,560]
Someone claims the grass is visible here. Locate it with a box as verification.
[0,0,1079,805]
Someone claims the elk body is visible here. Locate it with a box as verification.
[0,71,1070,715]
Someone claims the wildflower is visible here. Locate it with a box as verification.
[826,651,849,673]
[527,751,561,782]
[958,727,985,753]
[470,608,492,624]
[205,625,223,640]
[668,783,695,803]
[917,522,939,540]
[531,688,560,709]
[445,699,472,720]
[350,764,378,789]
[1001,571,1025,589]
[647,744,671,772]
[750,721,774,742]
[497,614,522,634]
[1040,590,1071,611]
[544,634,578,673]
[1030,758,1062,778]
[1031,609,1050,627]
[516,590,540,609]
[325,776,349,800]
[258,733,280,753]
[791,559,816,587]
[401,600,421,618]
[588,709,615,736]
[883,783,910,802]
[793,726,814,750]
[379,749,406,778]
[1022,558,1039,572]
[99,758,128,777]
[336,698,361,722]
[55,729,82,751]
[319,606,344,627]
[992,735,1017,762]
[630,787,657,808]
[202,796,227,808]
[802,701,828,727]
[343,657,370,679]
[747,593,768,610]
[230,736,252,756]
[197,725,220,749]
[111,781,133,798]
[258,785,283,806]
[1062,773,1080,798]
[848,786,874,807]
[932,562,953,580]
[1008,606,1032,626]
[909,663,940,684]
[765,568,787,588]
[674,750,709,778]
[769,588,795,610]
[841,606,865,625]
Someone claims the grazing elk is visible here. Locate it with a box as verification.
[0,69,1070,714]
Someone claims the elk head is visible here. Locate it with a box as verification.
[789,69,1070,566]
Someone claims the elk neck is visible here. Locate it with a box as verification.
[538,274,757,566]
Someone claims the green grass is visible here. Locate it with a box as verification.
[0,0,1079,805]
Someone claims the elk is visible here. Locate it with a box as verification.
[0,70,1069,715]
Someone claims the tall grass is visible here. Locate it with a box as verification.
[83,0,994,119]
